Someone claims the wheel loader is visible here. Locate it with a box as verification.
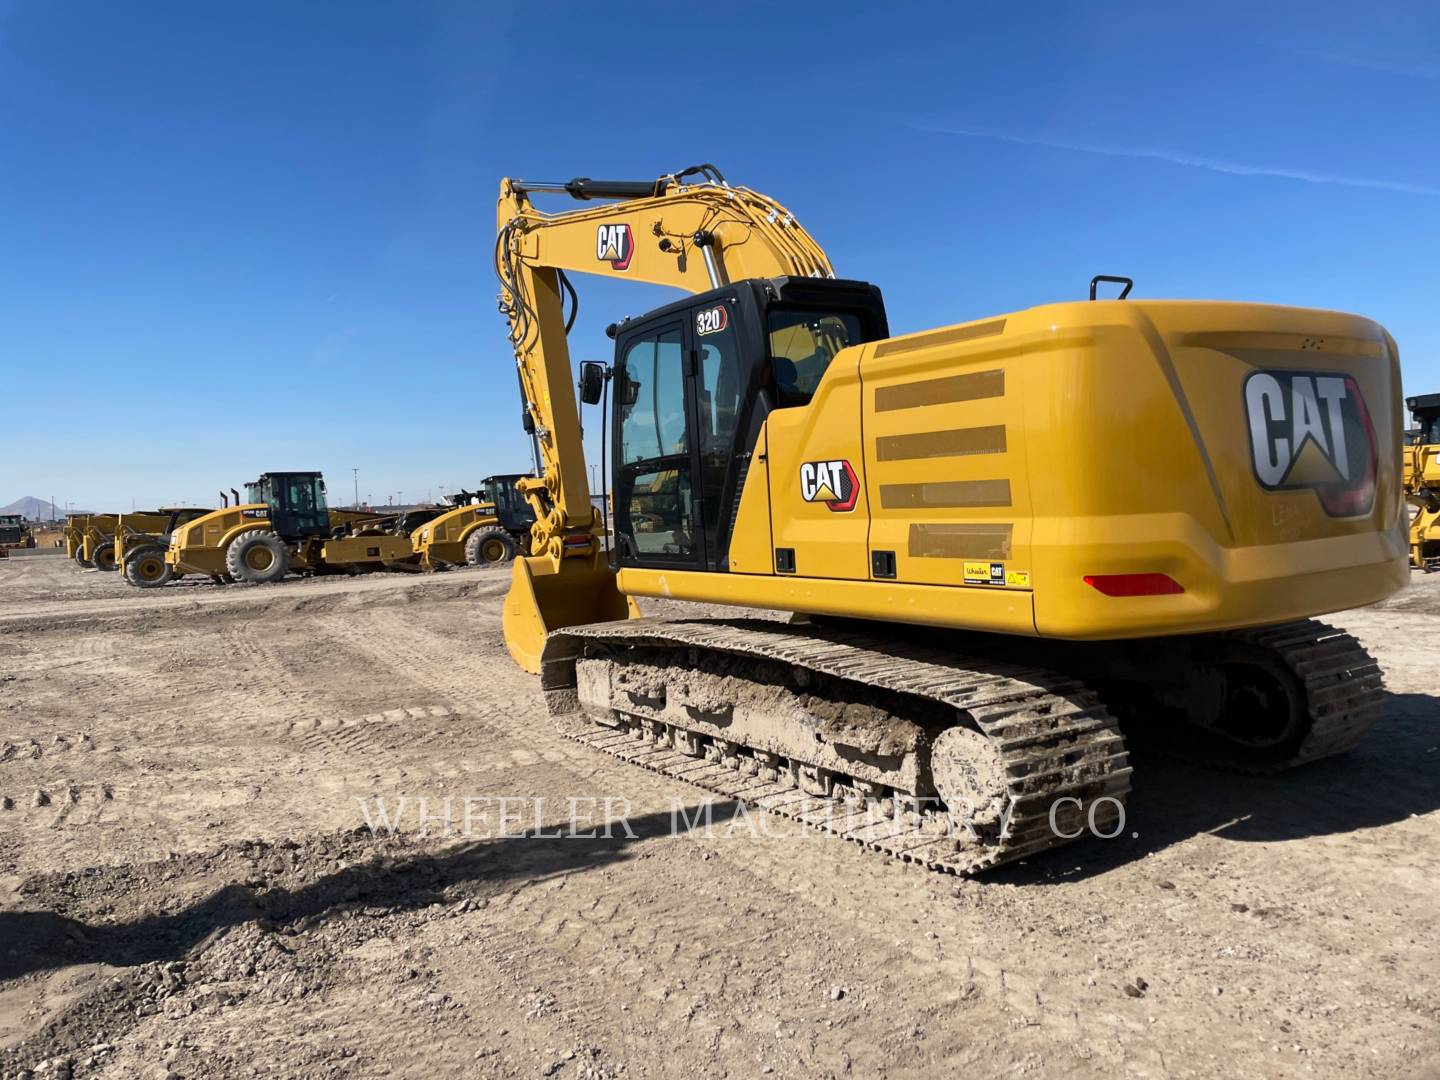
[164,472,413,584]
[411,474,536,569]
[63,514,92,566]
[491,165,1408,875]
[115,507,214,587]
[1404,393,1440,570]
[78,514,128,571]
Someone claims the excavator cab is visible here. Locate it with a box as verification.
[251,471,329,539]
[606,276,887,572]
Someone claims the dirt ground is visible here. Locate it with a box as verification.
[1,554,1436,1079]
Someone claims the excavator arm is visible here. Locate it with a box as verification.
[495,165,834,672]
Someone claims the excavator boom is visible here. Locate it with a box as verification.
[496,166,834,671]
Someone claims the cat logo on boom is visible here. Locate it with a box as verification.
[1243,370,1377,517]
[596,223,634,271]
[799,459,859,513]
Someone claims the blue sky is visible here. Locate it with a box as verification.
[1,0,1436,510]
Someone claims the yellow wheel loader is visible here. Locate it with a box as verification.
[165,472,413,584]
[115,507,214,587]
[492,165,1408,875]
[63,514,92,566]
[1404,393,1440,570]
[411,474,536,569]
[79,515,126,572]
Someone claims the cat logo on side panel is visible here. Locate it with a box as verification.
[799,460,859,513]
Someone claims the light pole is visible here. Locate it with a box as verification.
[352,467,359,509]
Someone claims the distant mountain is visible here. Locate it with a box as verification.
[0,496,86,520]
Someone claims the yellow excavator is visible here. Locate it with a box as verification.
[495,165,1408,874]
[1404,393,1440,570]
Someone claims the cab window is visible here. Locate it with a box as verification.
[767,309,864,407]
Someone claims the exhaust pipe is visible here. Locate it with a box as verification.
[219,491,228,508]
[231,488,241,507]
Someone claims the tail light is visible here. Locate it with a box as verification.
[1083,573,1184,597]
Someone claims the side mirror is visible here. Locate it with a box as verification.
[579,361,607,405]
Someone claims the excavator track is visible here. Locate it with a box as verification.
[1165,619,1386,773]
[540,619,1132,875]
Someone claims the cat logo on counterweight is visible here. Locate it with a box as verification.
[1243,370,1377,518]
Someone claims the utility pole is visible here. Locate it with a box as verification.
[352,467,359,509]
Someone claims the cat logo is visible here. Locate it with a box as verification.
[1243,370,1377,518]
[799,459,859,513]
[596,223,633,271]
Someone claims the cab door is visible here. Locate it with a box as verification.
[611,320,707,570]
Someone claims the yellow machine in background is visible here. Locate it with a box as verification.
[166,472,409,584]
[1405,393,1440,570]
[115,507,214,587]
[63,514,91,565]
[492,165,1407,874]
[411,474,537,569]
[79,514,124,571]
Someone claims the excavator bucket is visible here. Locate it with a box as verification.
[503,553,635,674]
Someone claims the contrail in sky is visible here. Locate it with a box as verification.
[911,122,1440,198]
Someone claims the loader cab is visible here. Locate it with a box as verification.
[481,474,537,533]
[1410,394,1440,446]
[252,471,329,539]
[606,276,887,573]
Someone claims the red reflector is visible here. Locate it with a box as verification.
[1083,573,1184,597]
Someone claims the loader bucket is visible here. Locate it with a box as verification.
[503,554,635,674]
